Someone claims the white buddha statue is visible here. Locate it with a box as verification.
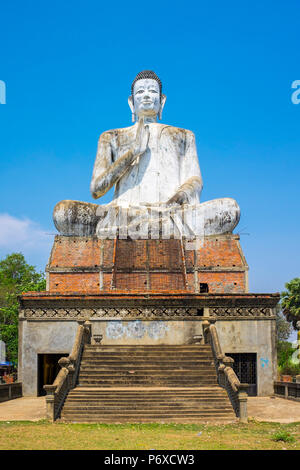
[53,70,240,239]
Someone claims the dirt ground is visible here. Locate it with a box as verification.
[247,396,300,423]
[0,396,300,423]
[0,397,46,421]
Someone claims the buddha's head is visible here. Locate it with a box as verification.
[128,70,166,122]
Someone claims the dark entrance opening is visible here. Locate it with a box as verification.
[200,283,209,293]
[226,353,257,396]
[37,354,68,396]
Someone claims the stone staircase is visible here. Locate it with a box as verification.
[60,345,236,423]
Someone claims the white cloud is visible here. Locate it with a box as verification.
[0,213,54,270]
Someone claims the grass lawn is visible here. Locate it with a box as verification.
[0,420,299,450]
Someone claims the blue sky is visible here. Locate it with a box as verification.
[0,0,299,305]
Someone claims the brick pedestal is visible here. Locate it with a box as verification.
[46,234,248,294]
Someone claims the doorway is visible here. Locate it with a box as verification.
[226,352,257,396]
[37,354,68,396]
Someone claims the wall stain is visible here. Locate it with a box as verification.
[105,320,169,340]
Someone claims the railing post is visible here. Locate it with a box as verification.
[84,320,92,344]
[238,384,249,423]
[223,356,234,367]
[58,356,74,388]
[43,385,56,422]
[202,320,210,344]
[285,384,288,399]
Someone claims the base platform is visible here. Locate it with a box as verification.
[18,236,280,398]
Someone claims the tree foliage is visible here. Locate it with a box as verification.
[275,306,292,343]
[277,340,300,376]
[281,278,300,330]
[0,253,46,363]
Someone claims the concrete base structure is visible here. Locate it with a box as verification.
[18,235,279,398]
[19,293,279,397]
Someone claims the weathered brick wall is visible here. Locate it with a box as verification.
[47,235,248,294]
[49,272,101,293]
[197,272,245,294]
[115,272,148,291]
[50,237,102,267]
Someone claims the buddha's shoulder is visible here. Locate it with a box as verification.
[161,124,194,139]
[98,125,136,142]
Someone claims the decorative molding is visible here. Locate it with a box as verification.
[21,306,199,320]
[20,305,275,321]
[209,307,273,317]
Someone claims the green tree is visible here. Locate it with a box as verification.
[281,278,300,330]
[0,253,46,364]
[275,306,292,343]
[279,278,300,377]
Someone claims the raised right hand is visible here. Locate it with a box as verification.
[133,116,150,158]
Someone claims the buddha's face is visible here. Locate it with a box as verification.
[132,79,161,118]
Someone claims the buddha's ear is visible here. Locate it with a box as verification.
[159,94,166,120]
[128,96,136,122]
[128,95,134,113]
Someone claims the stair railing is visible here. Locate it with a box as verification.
[202,319,248,423]
[44,319,91,422]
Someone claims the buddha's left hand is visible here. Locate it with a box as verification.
[166,191,189,206]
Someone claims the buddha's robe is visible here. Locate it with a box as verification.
[53,123,240,238]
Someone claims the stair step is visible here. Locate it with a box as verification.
[63,405,233,411]
[82,349,212,353]
[69,391,224,394]
[69,387,223,391]
[62,414,234,419]
[78,376,217,379]
[68,395,227,400]
[79,368,216,372]
[60,418,236,423]
[79,374,217,378]
[84,346,211,350]
[79,372,216,377]
[84,344,211,353]
[62,409,233,416]
[69,401,226,405]
[78,384,218,387]
[82,353,212,356]
[78,379,216,383]
[83,349,211,353]
[81,356,214,361]
[80,362,214,366]
[65,396,230,401]
[66,394,227,399]
[78,376,217,380]
[78,384,217,388]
